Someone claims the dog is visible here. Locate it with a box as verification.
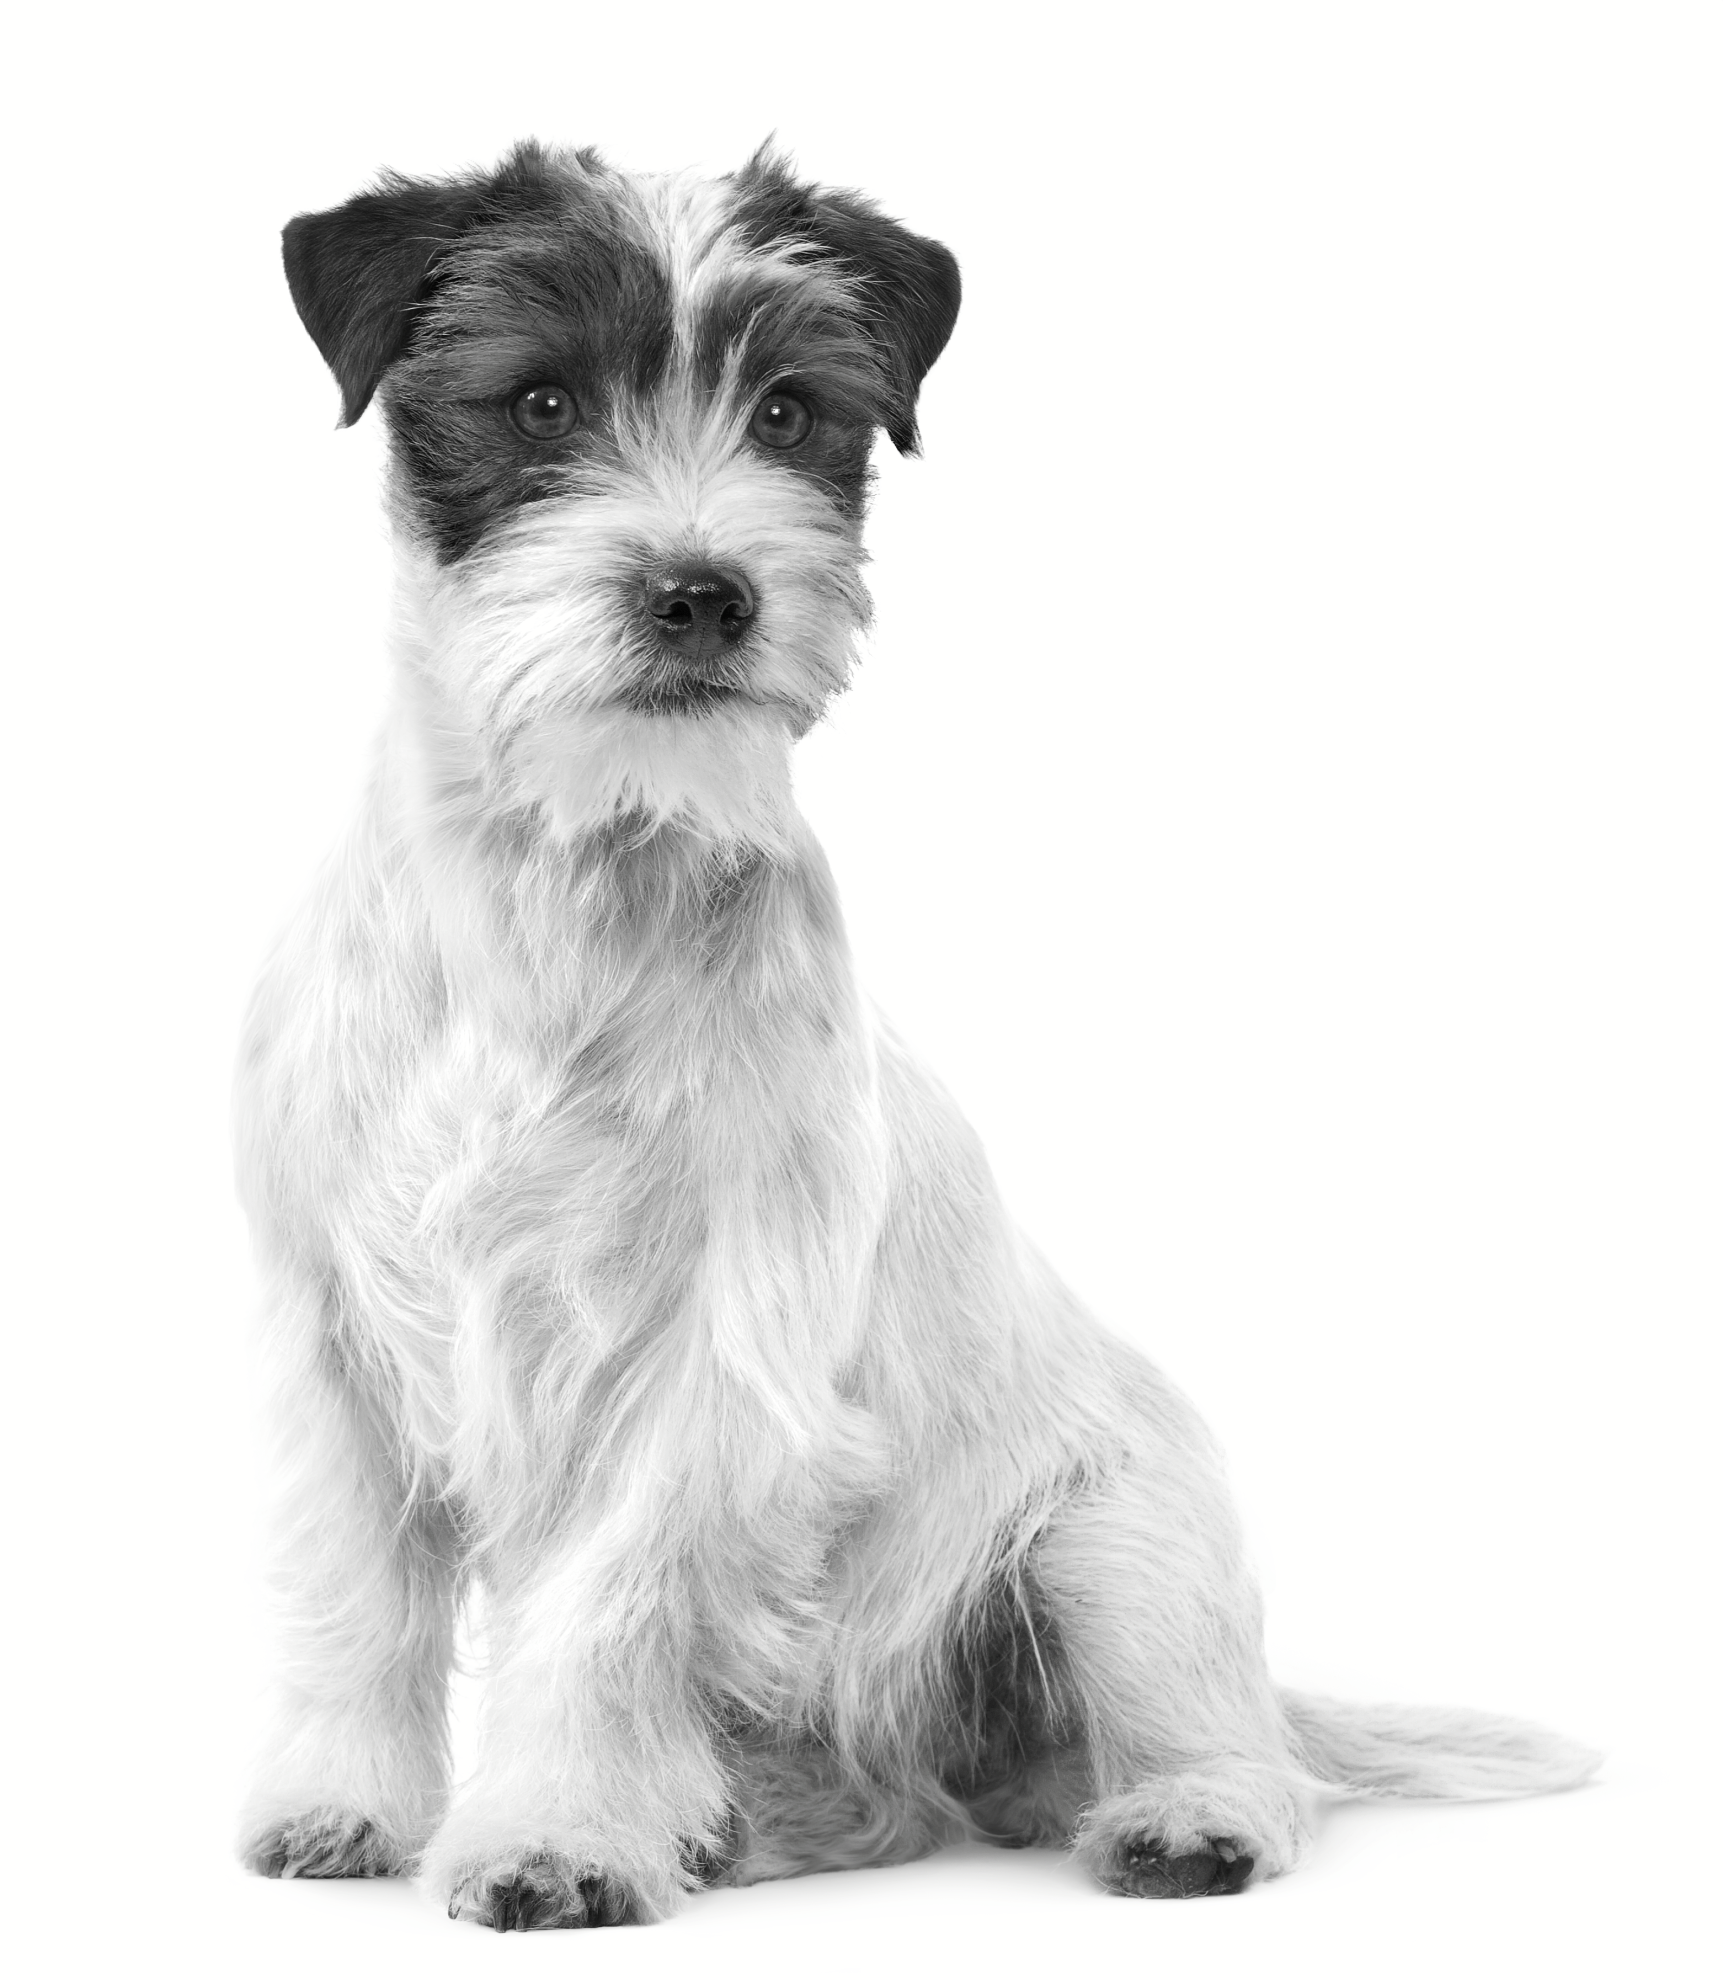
[237,141,1598,1929]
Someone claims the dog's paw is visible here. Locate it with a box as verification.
[1073,1766,1304,1894]
[1110,1833,1255,1899]
[243,1809,405,1880]
[446,1852,639,1931]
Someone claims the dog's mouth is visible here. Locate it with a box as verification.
[619,668,759,717]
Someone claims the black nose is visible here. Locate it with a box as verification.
[643,565,755,647]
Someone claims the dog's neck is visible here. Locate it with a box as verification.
[373,664,841,1052]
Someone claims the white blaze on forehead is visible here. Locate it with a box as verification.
[628,171,738,347]
[623,166,858,371]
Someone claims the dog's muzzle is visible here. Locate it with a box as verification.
[625,564,759,715]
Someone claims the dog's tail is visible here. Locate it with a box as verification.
[1280,1688,1601,1801]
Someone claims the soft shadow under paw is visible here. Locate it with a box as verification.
[1111,1834,1255,1899]
[450,1853,638,1931]
[245,1812,402,1880]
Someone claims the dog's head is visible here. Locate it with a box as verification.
[283,142,960,846]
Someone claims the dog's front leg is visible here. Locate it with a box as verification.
[239,1283,459,1879]
[423,1503,737,1930]
[422,1036,886,1930]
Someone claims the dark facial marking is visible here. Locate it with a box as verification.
[686,272,885,514]
[381,169,675,563]
[284,144,676,563]
[727,146,961,454]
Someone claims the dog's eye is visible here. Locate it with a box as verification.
[750,389,814,451]
[509,384,579,440]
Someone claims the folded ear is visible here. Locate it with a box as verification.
[734,150,962,455]
[805,190,961,454]
[282,175,480,426]
[282,143,556,426]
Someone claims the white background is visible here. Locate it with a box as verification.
[4,3,1717,1974]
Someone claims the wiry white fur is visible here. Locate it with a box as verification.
[238,155,1598,1928]
[625,165,849,364]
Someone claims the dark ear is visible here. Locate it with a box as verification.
[282,144,557,426]
[733,150,961,455]
[804,189,961,454]
[283,175,482,426]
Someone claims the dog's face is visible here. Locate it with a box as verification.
[284,144,960,844]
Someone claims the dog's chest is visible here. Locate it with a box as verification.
[250,825,875,1462]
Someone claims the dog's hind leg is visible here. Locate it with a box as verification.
[717,1731,959,1885]
[239,1283,459,1881]
[1032,1422,1311,1898]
